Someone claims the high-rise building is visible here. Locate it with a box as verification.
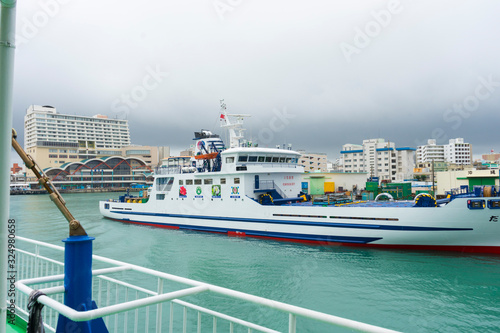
[341,138,415,182]
[24,105,131,150]
[23,105,169,171]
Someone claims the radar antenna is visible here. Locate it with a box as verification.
[219,99,251,148]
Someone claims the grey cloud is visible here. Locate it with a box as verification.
[10,0,500,162]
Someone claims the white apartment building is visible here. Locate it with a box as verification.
[417,138,471,165]
[416,139,445,162]
[24,105,131,150]
[444,138,472,165]
[341,138,415,182]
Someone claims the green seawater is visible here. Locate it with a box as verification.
[9,192,500,332]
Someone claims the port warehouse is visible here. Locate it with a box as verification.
[26,156,153,190]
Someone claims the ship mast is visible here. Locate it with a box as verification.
[219,99,250,148]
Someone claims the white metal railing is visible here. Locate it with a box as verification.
[12,237,400,333]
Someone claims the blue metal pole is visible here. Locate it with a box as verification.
[56,235,107,332]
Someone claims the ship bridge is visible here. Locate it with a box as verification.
[220,147,303,173]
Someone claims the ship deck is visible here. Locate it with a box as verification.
[286,201,418,208]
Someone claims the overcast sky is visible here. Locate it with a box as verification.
[10,0,500,162]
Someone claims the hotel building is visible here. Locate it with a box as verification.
[24,105,131,165]
[24,105,169,168]
[23,105,169,188]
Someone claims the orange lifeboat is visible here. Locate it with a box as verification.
[194,152,218,160]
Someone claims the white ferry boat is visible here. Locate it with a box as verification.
[100,102,500,254]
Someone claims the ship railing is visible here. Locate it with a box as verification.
[12,236,400,333]
[155,166,184,175]
[257,180,287,199]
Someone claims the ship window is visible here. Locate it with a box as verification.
[238,155,248,162]
[248,156,258,162]
[156,194,165,200]
[258,156,265,162]
[265,156,272,162]
[156,177,174,192]
[204,179,213,185]
[186,179,193,185]
[194,179,202,185]
[226,157,235,163]
[272,157,279,163]
[279,157,286,163]
[179,180,183,185]
[234,178,240,184]
[286,158,292,163]
[221,178,226,184]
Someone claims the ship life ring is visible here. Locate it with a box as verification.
[413,193,437,207]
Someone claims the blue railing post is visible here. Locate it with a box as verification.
[56,235,108,332]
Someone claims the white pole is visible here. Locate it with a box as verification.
[0,1,17,332]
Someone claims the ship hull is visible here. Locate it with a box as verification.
[100,197,500,254]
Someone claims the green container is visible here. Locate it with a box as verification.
[381,183,411,199]
[365,182,379,192]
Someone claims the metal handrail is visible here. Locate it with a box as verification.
[14,236,400,333]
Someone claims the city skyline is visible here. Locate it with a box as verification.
[9,0,500,163]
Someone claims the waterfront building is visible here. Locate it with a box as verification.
[416,138,472,165]
[297,151,328,172]
[23,105,169,170]
[29,156,153,190]
[25,105,131,150]
[340,138,415,182]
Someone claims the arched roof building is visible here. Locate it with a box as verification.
[33,156,153,190]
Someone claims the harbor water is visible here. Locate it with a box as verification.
[9,192,500,332]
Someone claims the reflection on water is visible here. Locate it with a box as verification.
[10,193,500,332]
